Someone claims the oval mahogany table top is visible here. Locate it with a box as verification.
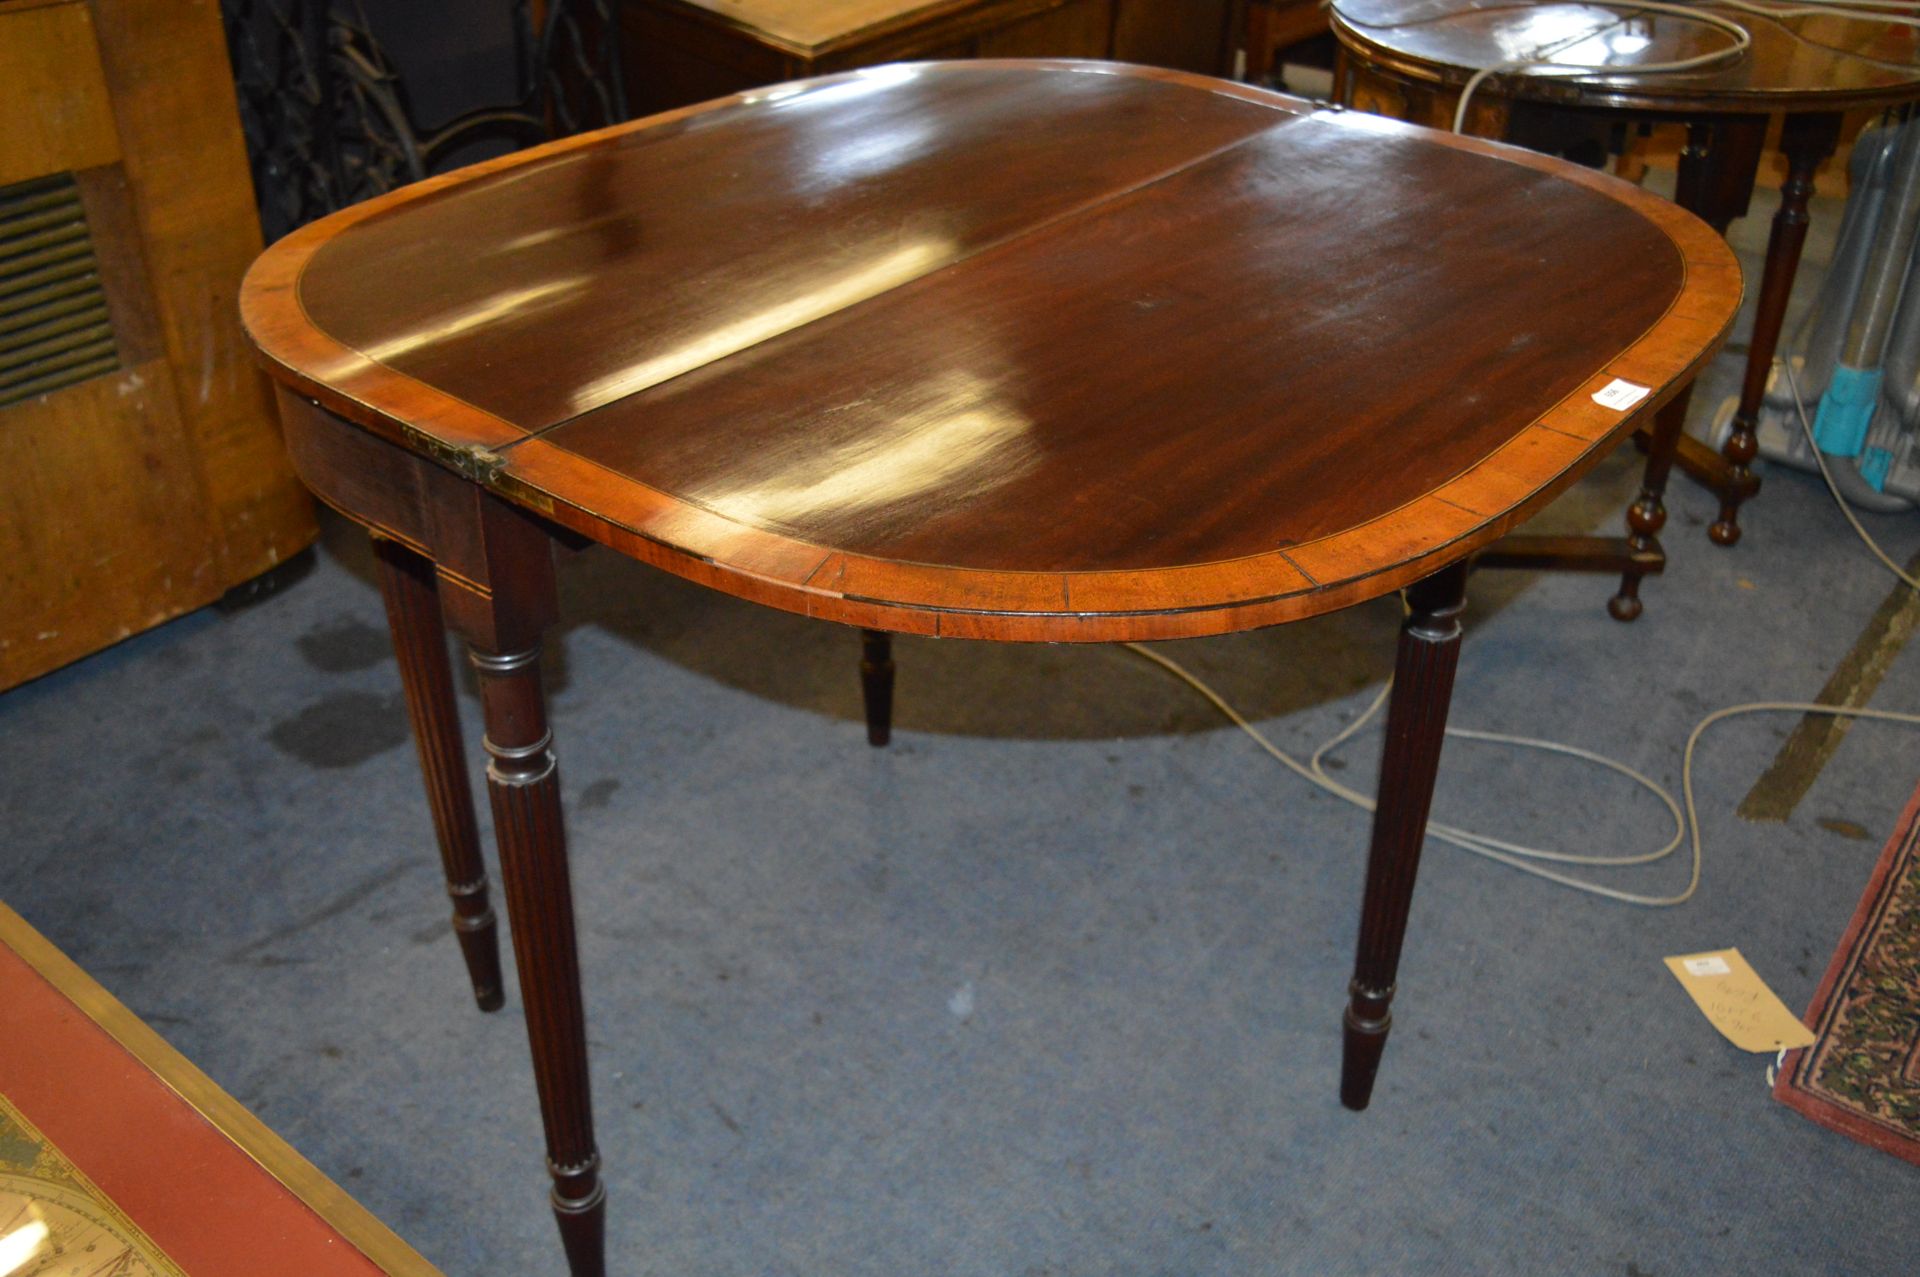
[242,60,1738,641]
[1331,0,1920,114]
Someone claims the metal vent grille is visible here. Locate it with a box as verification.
[1,173,120,409]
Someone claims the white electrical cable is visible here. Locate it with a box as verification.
[1125,643,1920,907]
[1119,362,1920,903]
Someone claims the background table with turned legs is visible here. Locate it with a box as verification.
[1331,0,1920,610]
[241,61,1737,1276]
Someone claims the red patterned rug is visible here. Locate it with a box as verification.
[1774,778,1920,1164]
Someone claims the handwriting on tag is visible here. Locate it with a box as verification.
[1592,377,1652,411]
[1663,948,1815,1053]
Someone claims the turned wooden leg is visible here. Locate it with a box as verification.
[371,535,504,1011]
[860,629,894,747]
[1711,112,1842,547]
[1607,117,1763,618]
[1341,559,1468,1111]
[470,639,605,1277]
[1608,388,1692,622]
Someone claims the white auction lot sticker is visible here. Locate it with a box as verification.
[1592,378,1652,411]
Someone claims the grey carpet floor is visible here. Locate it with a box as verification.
[5,184,1920,1276]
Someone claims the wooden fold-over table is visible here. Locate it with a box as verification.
[240,61,1738,1275]
[0,901,441,1276]
[1331,0,1920,561]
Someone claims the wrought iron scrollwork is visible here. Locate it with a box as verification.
[421,0,628,163]
[526,0,628,140]
[221,0,627,243]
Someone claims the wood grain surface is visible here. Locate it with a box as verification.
[2,0,314,687]
[86,0,317,585]
[243,61,1740,642]
[0,1,119,189]
[1332,0,1920,114]
[1,0,316,689]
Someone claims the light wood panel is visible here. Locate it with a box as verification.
[85,0,315,586]
[0,0,315,688]
[0,361,217,684]
[0,2,119,188]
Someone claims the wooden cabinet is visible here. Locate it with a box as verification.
[621,0,1238,114]
[1243,0,1330,85]
[0,0,316,690]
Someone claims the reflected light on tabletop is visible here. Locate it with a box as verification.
[1609,26,1653,56]
[807,116,938,185]
[744,63,923,112]
[568,238,958,413]
[1492,3,1625,68]
[701,368,1036,529]
[358,277,589,365]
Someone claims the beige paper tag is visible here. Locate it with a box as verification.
[1663,948,1815,1052]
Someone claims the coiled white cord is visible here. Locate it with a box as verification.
[1121,356,1920,906]
[1124,647,1920,907]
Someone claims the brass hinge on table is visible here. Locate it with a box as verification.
[456,446,508,484]
[415,437,509,484]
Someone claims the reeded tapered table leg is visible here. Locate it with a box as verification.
[371,535,504,1011]
[1711,112,1841,546]
[860,629,894,747]
[1341,559,1469,1111]
[470,640,604,1277]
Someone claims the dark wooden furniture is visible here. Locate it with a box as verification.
[239,61,1737,1275]
[1331,0,1920,585]
[0,0,316,690]
[1243,0,1331,85]
[0,900,442,1275]
[620,0,1237,111]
